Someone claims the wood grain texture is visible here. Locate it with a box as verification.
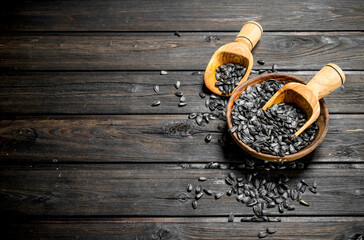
[0,164,363,216]
[3,217,364,240]
[0,32,363,71]
[0,114,362,163]
[1,0,363,31]
[0,71,362,115]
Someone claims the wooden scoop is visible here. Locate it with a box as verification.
[204,21,263,96]
[262,63,345,137]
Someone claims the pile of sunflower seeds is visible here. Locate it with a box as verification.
[186,170,317,223]
[215,63,247,95]
[230,79,318,157]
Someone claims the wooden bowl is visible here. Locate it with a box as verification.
[226,73,329,162]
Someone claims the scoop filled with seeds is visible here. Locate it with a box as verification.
[204,21,263,96]
[262,63,345,137]
[226,73,330,161]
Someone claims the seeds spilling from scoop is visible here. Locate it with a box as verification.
[215,63,247,95]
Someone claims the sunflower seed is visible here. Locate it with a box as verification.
[257,60,265,65]
[287,205,295,210]
[199,92,206,98]
[268,217,281,222]
[192,200,198,209]
[301,179,308,186]
[225,177,234,185]
[198,177,207,181]
[313,180,318,188]
[151,100,161,106]
[196,115,203,125]
[189,113,197,119]
[247,198,258,207]
[258,231,268,238]
[175,91,184,97]
[299,199,310,206]
[309,187,317,194]
[195,185,202,194]
[178,102,187,107]
[215,192,224,199]
[203,189,213,195]
[228,172,236,181]
[153,85,160,93]
[226,187,233,196]
[267,228,276,234]
[228,125,238,133]
[160,70,168,75]
[187,183,193,192]
[174,31,181,37]
[278,203,284,213]
[195,192,204,200]
[205,134,212,142]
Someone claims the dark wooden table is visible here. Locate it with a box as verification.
[0,1,363,239]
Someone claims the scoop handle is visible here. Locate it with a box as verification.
[234,21,263,51]
[306,63,346,99]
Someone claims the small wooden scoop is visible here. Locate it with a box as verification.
[204,21,263,96]
[262,63,345,137]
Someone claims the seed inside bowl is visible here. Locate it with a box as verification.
[215,63,246,95]
[230,79,318,157]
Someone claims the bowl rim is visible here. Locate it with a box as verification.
[226,73,329,162]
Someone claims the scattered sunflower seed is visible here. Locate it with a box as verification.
[195,192,204,200]
[160,70,168,75]
[257,60,265,65]
[309,187,317,194]
[187,183,193,192]
[225,177,235,185]
[151,100,161,106]
[203,189,213,195]
[258,231,268,238]
[198,177,207,182]
[192,200,198,209]
[178,102,187,107]
[175,91,184,97]
[299,199,310,206]
[215,192,224,200]
[195,185,202,194]
[153,85,159,93]
[287,205,296,211]
[205,134,212,142]
[175,81,181,89]
[189,113,197,119]
[174,31,181,37]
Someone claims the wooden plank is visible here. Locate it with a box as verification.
[1,0,363,31]
[0,71,362,115]
[0,32,363,71]
[3,217,364,240]
[0,164,363,216]
[0,114,362,163]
